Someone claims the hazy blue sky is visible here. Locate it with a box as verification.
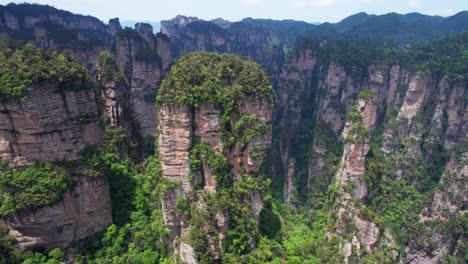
[1,0,467,23]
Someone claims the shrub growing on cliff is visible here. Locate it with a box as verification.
[96,51,128,85]
[0,163,70,215]
[0,42,88,99]
[357,89,374,100]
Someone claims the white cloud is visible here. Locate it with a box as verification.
[294,0,336,8]
[408,0,421,9]
[358,0,372,4]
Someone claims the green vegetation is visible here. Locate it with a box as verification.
[0,42,88,98]
[320,38,397,74]
[343,91,374,143]
[157,53,277,261]
[346,105,361,121]
[233,115,269,144]
[0,17,465,264]
[74,126,169,263]
[134,47,162,65]
[157,52,273,107]
[189,143,230,185]
[363,124,449,249]
[397,31,468,80]
[0,163,70,215]
[357,89,374,100]
[0,227,24,264]
[116,28,141,40]
[188,142,271,258]
[346,123,370,143]
[97,51,128,84]
[220,114,269,148]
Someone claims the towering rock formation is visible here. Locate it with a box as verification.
[157,53,273,262]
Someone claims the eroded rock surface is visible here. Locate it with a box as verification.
[0,81,103,166]
[1,176,112,250]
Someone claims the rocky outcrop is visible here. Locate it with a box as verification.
[335,98,376,198]
[158,98,273,261]
[229,96,273,176]
[160,15,312,81]
[0,4,466,262]
[158,105,193,192]
[404,154,467,264]
[130,59,163,136]
[1,176,112,250]
[115,24,171,136]
[0,80,103,166]
[283,159,295,205]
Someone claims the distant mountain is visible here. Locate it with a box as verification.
[323,11,467,43]
[443,11,468,33]
[121,20,161,32]
[334,12,376,31]
[160,11,468,45]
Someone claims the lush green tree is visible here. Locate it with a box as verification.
[0,42,88,98]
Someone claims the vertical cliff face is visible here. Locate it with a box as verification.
[157,53,273,262]
[97,52,130,129]
[0,79,112,250]
[115,23,172,136]
[158,104,193,262]
[0,4,109,70]
[160,16,312,84]
[399,77,467,264]
[0,81,103,166]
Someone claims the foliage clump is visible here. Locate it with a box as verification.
[96,51,128,85]
[0,163,70,215]
[0,42,88,99]
[357,89,374,100]
[157,52,274,107]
